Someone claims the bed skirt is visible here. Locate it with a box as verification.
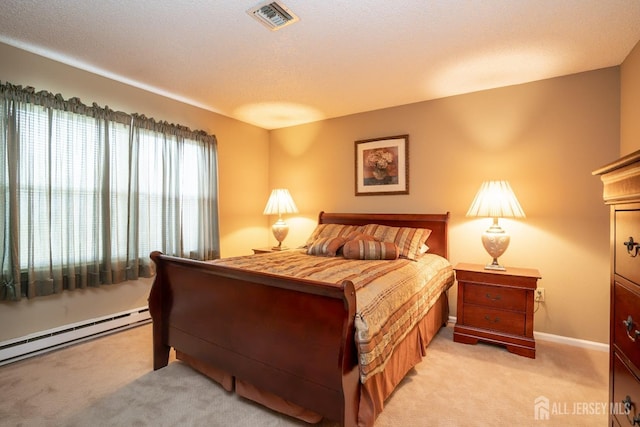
[177,292,449,426]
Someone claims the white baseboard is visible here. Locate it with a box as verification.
[447,316,609,352]
[533,331,609,352]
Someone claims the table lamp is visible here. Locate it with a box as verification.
[263,188,298,250]
[466,180,525,270]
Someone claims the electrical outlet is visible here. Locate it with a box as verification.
[535,288,545,302]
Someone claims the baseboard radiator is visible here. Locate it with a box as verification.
[0,306,151,367]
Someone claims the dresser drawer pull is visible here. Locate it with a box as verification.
[623,316,640,342]
[624,237,640,257]
[485,293,502,301]
[483,315,500,323]
[623,395,640,425]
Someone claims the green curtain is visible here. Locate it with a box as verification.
[0,82,220,301]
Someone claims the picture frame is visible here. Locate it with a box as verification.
[355,134,409,196]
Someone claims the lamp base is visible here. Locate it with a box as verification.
[484,259,507,271]
[481,218,510,271]
[271,218,289,251]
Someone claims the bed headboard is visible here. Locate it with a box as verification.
[317,211,450,260]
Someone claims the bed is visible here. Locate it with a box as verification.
[148,212,453,426]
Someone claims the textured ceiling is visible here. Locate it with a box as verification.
[1,0,639,129]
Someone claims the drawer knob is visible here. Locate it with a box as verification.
[624,237,640,257]
[623,316,640,342]
[484,315,500,323]
[624,395,640,426]
[485,293,502,301]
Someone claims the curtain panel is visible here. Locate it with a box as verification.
[0,82,220,301]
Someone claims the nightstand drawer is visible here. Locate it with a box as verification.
[615,210,640,285]
[613,281,640,370]
[463,284,527,311]
[463,305,526,336]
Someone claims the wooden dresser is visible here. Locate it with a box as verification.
[594,150,640,427]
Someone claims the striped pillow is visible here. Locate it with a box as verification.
[342,240,399,260]
[361,224,432,260]
[344,231,377,242]
[304,224,362,247]
[307,236,347,257]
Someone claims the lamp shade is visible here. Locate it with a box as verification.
[466,181,525,219]
[263,189,298,216]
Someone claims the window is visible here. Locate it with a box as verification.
[0,83,220,300]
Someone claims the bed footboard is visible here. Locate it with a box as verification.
[148,251,360,426]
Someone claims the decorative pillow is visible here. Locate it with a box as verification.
[342,240,399,260]
[361,224,432,260]
[344,231,377,242]
[304,224,362,247]
[306,236,347,257]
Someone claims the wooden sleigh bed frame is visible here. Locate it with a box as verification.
[149,212,450,426]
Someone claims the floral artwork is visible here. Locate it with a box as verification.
[355,135,409,196]
[364,147,398,183]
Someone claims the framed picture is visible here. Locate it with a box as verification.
[355,135,409,196]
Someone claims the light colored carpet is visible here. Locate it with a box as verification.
[0,323,609,426]
[65,361,337,427]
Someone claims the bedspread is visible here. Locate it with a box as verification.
[210,250,454,383]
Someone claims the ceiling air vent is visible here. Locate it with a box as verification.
[247,1,299,31]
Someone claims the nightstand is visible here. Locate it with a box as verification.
[252,247,290,254]
[453,262,541,358]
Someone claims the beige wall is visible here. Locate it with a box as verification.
[270,68,620,344]
[621,39,640,155]
[0,43,271,341]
